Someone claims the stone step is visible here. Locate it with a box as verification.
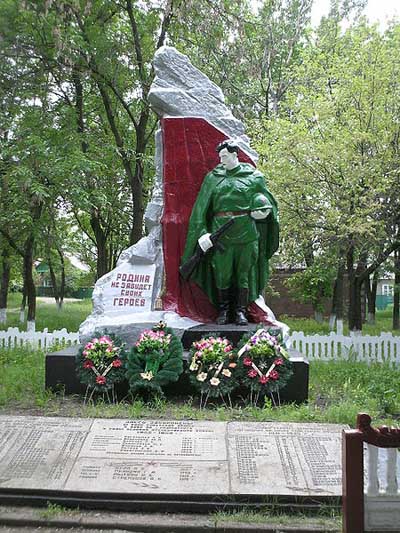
[0,505,341,532]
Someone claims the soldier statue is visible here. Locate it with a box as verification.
[181,140,279,326]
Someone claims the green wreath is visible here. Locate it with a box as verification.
[76,333,127,392]
[126,322,183,397]
[236,328,293,403]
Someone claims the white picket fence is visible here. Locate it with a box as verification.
[290,331,400,365]
[0,327,79,350]
[0,327,400,364]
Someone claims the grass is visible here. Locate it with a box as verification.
[3,295,92,332]
[1,343,399,427]
[213,507,341,529]
[283,306,399,336]
[38,502,71,520]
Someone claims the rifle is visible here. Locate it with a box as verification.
[179,218,235,281]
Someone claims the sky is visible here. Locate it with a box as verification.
[311,0,400,28]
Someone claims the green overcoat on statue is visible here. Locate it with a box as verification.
[181,163,279,306]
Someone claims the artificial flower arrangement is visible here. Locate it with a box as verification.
[236,328,293,406]
[126,322,183,397]
[76,333,127,400]
[188,335,237,408]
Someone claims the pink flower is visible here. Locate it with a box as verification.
[243,357,253,367]
[259,375,269,385]
[270,370,279,380]
[248,369,258,378]
[82,350,89,357]
[224,346,232,353]
[83,359,94,369]
[96,375,106,385]
[99,335,112,344]
[112,359,122,368]
[84,342,94,350]
[274,358,284,366]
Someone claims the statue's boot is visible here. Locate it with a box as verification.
[235,288,249,326]
[216,288,230,325]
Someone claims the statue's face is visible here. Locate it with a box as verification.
[219,148,239,170]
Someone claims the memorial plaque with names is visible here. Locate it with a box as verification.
[65,419,228,494]
[228,422,344,496]
[0,416,347,501]
[0,416,91,490]
[65,458,229,494]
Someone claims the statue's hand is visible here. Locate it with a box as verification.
[251,208,271,220]
[198,233,213,252]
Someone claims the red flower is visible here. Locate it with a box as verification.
[112,359,122,368]
[270,370,279,380]
[247,369,258,378]
[83,359,94,369]
[96,375,106,385]
[274,358,284,366]
[243,357,253,367]
[259,375,269,385]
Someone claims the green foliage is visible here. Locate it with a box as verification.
[255,14,400,328]
[285,263,335,312]
[126,325,183,398]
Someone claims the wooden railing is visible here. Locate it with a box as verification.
[342,413,400,532]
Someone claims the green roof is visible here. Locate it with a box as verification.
[36,262,50,273]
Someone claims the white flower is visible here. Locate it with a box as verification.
[222,369,231,378]
[189,359,199,371]
[196,372,208,382]
[210,377,220,386]
[140,371,154,381]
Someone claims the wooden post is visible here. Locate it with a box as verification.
[342,429,364,533]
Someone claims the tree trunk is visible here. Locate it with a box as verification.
[91,214,108,280]
[347,245,363,332]
[20,281,26,323]
[348,250,369,332]
[23,235,36,330]
[47,247,66,309]
[393,250,400,330]
[348,277,363,331]
[73,70,109,280]
[129,117,147,245]
[329,258,345,331]
[57,246,65,310]
[0,246,10,324]
[365,271,378,324]
[48,258,60,306]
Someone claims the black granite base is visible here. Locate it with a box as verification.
[46,341,308,404]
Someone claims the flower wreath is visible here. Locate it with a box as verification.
[237,328,293,404]
[126,322,183,397]
[76,333,127,392]
[188,336,238,406]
